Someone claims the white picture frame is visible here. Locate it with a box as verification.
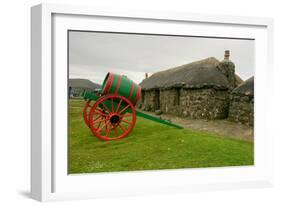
[31,3,274,202]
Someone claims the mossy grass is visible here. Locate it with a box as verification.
[68,99,254,174]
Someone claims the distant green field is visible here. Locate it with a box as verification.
[68,99,254,174]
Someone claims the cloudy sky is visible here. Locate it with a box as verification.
[69,31,255,84]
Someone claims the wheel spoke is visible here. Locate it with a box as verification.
[114,127,119,136]
[96,117,105,129]
[121,113,132,117]
[93,118,107,124]
[118,104,130,114]
[88,101,95,108]
[115,99,123,112]
[97,120,110,133]
[118,124,126,133]
[122,119,132,125]
[100,102,111,113]
[111,98,114,112]
[105,123,108,133]
[105,124,112,137]
[94,110,108,117]
[96,107,105,113]
[93,115,102,121]
[97,121,102,129]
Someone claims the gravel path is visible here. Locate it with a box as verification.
[140,111,254,142]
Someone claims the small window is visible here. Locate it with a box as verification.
[174,88,180,106]
[141,90,145,103]
[155,89,160,110]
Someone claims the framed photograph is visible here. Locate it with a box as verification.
[31,3,274,201]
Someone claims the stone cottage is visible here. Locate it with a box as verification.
[139,51,243,120]
[228,77,254,126]
[69,78,101,98]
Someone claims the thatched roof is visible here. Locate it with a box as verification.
[69,79,101,90]
[140,57,230,90]
[232,76,254,96]
[235,75,244,85]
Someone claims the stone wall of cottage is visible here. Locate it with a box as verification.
[140,88,230,120]
[140,89,159,111]
[228,94,254,126]
[160,88,229,119]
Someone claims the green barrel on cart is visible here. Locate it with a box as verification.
[100,72,142,106]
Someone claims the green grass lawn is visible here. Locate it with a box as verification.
[68,99,254,174]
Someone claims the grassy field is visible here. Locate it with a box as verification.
[68,99,254,174]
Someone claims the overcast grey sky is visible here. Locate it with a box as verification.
[69,31,255,84]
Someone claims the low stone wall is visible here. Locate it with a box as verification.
[228,94,254,126]
[140,88,230,120]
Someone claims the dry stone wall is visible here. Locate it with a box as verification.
[228,94,254,126]
[140,88,230,120]
[140,90,157,111]
[160,88,229,119]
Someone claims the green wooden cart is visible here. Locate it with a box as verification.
[83,72,183,141]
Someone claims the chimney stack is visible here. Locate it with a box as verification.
[219,50,236,90]
[145,73,148,79]
[224,50,230,60]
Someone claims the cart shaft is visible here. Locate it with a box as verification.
[83,92,183,129]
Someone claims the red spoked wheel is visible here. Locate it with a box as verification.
[83,99,92,127]
[83,93,101,127]
[88,94,136,141]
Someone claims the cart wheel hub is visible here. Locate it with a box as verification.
[110,114,120,124]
